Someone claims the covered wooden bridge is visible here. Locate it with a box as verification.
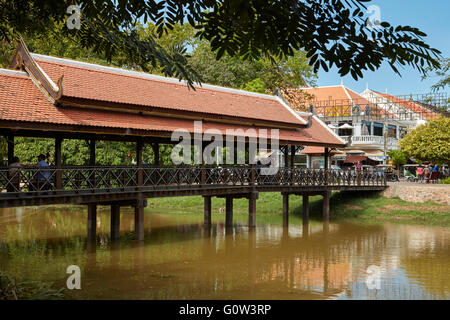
[0,39,386,241]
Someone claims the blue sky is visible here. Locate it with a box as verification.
[316,0,450,95]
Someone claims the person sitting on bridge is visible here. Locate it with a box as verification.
[7,156,23,192]
[37,154,51,190]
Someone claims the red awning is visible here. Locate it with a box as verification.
[344,156,367,163]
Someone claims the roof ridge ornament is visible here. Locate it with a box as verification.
[9,37,63,101]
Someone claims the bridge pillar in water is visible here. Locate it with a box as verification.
[248,192,258,228]
[225,197,233,227]
[302,194,309,221]
[111,204,121,240]
[134,205,145,241]
[322,191,331,221]
[282,193,289,228]
[203,196,212,226]
[87,204,97,241]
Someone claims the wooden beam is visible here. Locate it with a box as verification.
[89,138,96,165]
[134,205,144,241]
[203,196,212,226]
[153,143,160,166]
[290,145,295,167]
[55,137,62,191]
[302,194,309,221]
[322,191,330,221]
[6,133,14,165]
[284,145,289,168]
[136,137,143,190]
[282,193,289,228]
[111,204,121,240]
[225,196,233,227]
[87,204,97,241]
[248,196,256,228]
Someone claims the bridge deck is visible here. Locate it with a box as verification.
[0,166,386,207]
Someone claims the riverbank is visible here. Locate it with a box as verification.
[149,191,450,227]
[383,182,450,205]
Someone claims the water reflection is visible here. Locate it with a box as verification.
[0,206,449,300]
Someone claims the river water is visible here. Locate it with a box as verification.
[0,205,449,300]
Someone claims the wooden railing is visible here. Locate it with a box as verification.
[0,165,387,196]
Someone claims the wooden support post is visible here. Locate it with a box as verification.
[322,191,330,221]
[302,194,309,221]
[7,133,14,165]
[290,145,295,167]
[290,145,296,185]
[55,137,62,191]
[225,196,233,227]
[153,143,160,166]
[136,137,143,190]
[87,204,97,241]
[89,138,96,165]
[324,147,329,185]
[282,193,289,228]
[110,204,120,240]
[134,205,144,241]
[284,146,289,168]
[88,138,96,191]
[248,194,257,228]
[204,196,212,226]
[201,142,206,185]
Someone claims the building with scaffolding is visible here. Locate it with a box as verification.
[283,85,448,167]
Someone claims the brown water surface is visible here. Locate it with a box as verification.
[0,206,449,299]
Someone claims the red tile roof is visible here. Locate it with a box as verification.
[0,70,345,147]
[299,146,340,155]
[32,55,306,128]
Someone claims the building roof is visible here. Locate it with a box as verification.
[283,85,394,118]
[299,146,340,155]
[370,90,438,119]
[0,39,346,147]
[30,54,306,128]
[0,70,345,146]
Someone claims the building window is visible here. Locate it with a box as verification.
[388,125,397,138]
[373,122,383,136]
[361,121,371,135]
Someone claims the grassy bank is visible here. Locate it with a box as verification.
[148,191,450,227]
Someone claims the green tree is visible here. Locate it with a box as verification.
[0,1,441,87]
[399,117,450,165]
[242,78,266,94]
[388,149,407,176]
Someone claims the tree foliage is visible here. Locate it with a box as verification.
[0,0,442,87]
[387,149,407,167]
[399,117,450,165]
[423,58,450,92]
